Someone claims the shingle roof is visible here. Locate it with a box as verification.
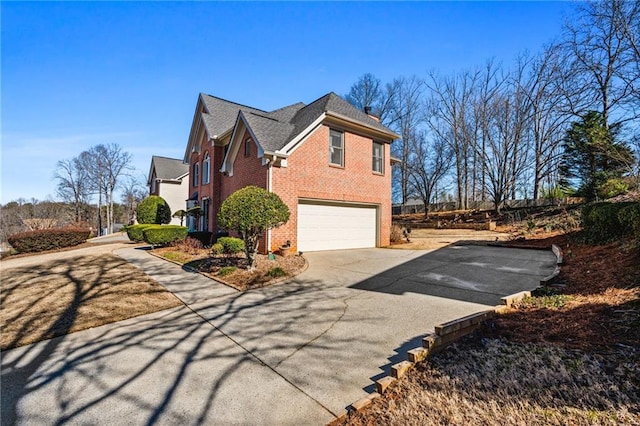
[151,156,189,180]
[199,91,398,153]
[200,94,266,138]
[242,111,295,152]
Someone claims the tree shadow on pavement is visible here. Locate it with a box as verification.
[1,269,362,424]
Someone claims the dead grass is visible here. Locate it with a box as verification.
[152,247,307,291]
[0,253,181,350]
[338,338,639,425]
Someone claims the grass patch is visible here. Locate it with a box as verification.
[0,253,181,350]
[266,266,287,278]
[161,251,192,264]
[518,293,571,309]
[218,266,237,277]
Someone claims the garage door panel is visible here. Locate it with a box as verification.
[297,203,376,252]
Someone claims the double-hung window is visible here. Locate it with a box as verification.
[192,163,199,187]
[202,153,210,184]
[329,129,344,167]
[372,142,384,174]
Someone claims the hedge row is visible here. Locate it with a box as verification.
[125,224,156,242]
[125,224,188,245]
[582,202,640,243]
[8,227,91,253]
[143,226,188,245]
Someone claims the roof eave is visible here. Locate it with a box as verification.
[324,111,399,141]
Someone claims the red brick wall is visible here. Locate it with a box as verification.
[270,124,392,252]
[220,130,268,199]
[211,145,225,231]
[217,130,269,250]
[188,132,217,230]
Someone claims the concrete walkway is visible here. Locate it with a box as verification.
[1,244,556,425]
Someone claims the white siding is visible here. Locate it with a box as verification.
[157,179,189,226]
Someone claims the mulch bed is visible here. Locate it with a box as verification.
[487,233,640,352]
[152,247,307,291]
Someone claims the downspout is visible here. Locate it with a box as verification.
[266,158,273,253]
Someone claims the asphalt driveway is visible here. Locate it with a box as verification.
[2,244,556,425]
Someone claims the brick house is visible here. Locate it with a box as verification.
[184,92,398,252]
[147,155,189,226]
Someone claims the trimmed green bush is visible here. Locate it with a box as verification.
[581,202,637,243]
[188,231,213,247]
[618,203,640,239]
[142,225,188,246]
[217,237,245,255]
[8,227,91,253]
[137,195,171,225]
[217,186,290,268]
[125,224,155,242]
[211,243,223,256]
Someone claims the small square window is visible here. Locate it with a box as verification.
[329,129,344,167]
[373,142,384,174]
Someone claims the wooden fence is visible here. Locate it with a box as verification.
[392,197,584,215]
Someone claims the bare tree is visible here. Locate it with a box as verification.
[344,73,395,124]
[121,176,146,225]
[519,46,574,199]
[388,76,425,204]
[54,156,92,223]
[407,131,453,216]
[427,68,480,209]
[563,0,640,127]
[82,144,132,234]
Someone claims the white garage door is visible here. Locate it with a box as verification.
[297,202,377,252]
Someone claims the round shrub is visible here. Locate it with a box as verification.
[211,243,223,256]
[142,225,188,246]
[217,237,245,255]
[7,227,91,253]
[137,195,171,225]
[125,224,155,242]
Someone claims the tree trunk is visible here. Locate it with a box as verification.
[243,233,259,270]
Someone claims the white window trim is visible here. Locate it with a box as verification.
[329,129,344,167]
[202,153,210,184]
[373,141,384,174]
[193,163,200,187]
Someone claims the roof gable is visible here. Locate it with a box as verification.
[188,91,399,172]
[148,156,189,184]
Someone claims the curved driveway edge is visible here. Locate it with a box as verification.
[2,244,556,425]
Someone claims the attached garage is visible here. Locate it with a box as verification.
[297,201,378,252]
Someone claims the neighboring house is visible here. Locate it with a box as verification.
[184,92,399,252]
[147,155,189,226]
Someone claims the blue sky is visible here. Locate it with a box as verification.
[1,1,573,204]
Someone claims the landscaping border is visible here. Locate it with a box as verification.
[333,243,564,423]
[147,249,309,291]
